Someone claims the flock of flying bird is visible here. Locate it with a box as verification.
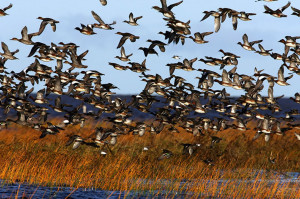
[0,0,300,161]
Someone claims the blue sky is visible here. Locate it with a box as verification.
[1,0,300,96]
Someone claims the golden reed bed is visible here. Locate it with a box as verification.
[0,119,299,198]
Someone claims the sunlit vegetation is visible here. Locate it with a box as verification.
[0,119,299,198]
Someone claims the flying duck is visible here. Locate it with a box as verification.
[264,2,291,18]
[0,3,12,16]
[91,11,116,30]
[123,12,143,26]
[33,17,60,36]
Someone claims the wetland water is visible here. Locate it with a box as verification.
[0,171,299,199]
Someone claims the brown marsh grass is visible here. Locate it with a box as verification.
[0,118,299,198]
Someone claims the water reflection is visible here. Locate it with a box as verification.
[0,171,299,199]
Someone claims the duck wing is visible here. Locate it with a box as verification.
[168,0,183,11]
[91,11,105,24]
[117,36,129,49]
[3,3,12,11]
[281,1,291,12]
[264,5,273,12]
